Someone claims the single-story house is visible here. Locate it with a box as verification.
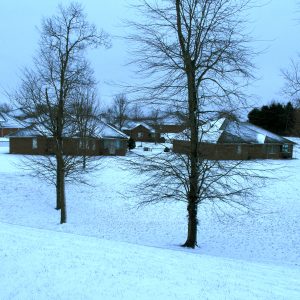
[152,115,186,134]
[172,118,295,160]
[0,112,24,137]
[9,122,129,156]
[121,121,164,143]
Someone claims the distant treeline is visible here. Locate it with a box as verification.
[248,102,296,135]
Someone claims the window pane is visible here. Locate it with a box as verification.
[282,144,289,153]
[32,138,37,149]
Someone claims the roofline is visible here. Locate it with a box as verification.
[122,122,155,133]
[103,122,129,138]
[9,135,41,138]
[242,121,296,144]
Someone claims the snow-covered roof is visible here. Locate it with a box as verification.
[172,118,225,143]
[242,122,291,143]
[161,132,181,141]
[164,119,221,142]
[96,122,128,139]
[223,121,293,144]
[0,113,5,123]
[159,115,183,125]
[122,121,155,133]
[173,118,294,145]
[3,108,27,118]
[7,127,41,137]
[9,121,128,140]
[0,113,24,129]
[200,118,226,143]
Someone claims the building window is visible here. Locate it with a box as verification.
[32,138,38,149]
[267,144,277,154]
[79,138,96,151]
[79,138,90,150]
[91,140,96,151]
[282,144,289,153]
[104,139,121,155]
[79,139,85,149]
[137,132,143,138]
[115,139,121,149]
[237,145,242,155]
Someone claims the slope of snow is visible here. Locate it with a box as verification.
[1,222,300,300]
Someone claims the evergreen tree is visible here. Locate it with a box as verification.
[248,102,295,135]
[128,137,136,150]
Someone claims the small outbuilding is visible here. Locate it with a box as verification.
[152,115,186,134]
[122,121,164,143]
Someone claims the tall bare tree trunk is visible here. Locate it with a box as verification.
[56,159,61,210]
[183,67,199,248]
[56,142,67,223]
[83,155,87,170]
[176,0,199,248]
[60,167,66,224]
[82,138,87,170]
[184,200,198,247]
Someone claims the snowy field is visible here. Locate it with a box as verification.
[1,138,300,299]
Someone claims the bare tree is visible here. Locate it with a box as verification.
[282,57,300,107]
[129,103,144,121]
[148,108,162,144]
[14,2,109,224]
[112,93,130,129]
[126,0,256,248]
[101,106,114,125]
[129,145,263,216]
[0,103,13,115]
[217,110,240,122]
[69,87,101,169]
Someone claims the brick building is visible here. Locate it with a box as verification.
[9,122,128,156]
[172,118,295,160]
[122,121,164,143]
[0,112,24,137]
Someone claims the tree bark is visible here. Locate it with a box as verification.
[182,201,198,248]
[83,155,87,170]
[56,158,61,210]
[183,69,199,248]
[60,168,67,224]
[57,147,67,224]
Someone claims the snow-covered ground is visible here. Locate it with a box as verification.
[1,222,299,300]
[1,139,300,299]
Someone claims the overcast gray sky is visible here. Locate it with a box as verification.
[0,0,299,109]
